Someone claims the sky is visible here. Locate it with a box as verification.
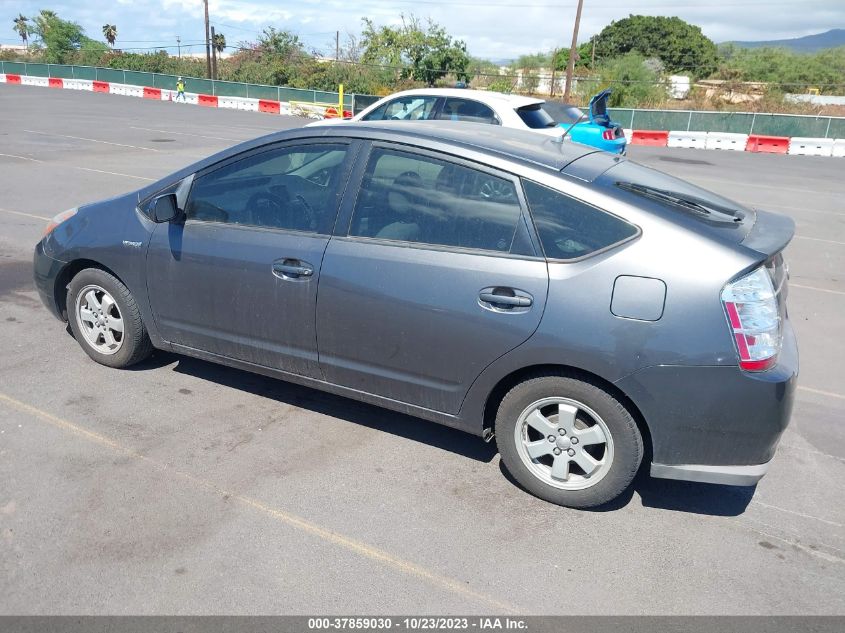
[2,0,843,60]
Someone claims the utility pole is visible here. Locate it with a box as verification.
[591,37,596,70]
[549,48,558,98]
[203,0,211,79]
[335,30,340,61]
[211,26,218,80]
[176,35,181,59]
[563,0,584,101]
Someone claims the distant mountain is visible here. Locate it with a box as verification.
[727,28,845,52]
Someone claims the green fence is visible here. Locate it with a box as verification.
[0,61,357,109]
[610,108,845,138]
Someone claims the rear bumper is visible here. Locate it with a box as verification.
[650,460,771,486]
[615,322,798,485]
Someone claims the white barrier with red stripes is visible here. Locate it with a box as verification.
[3,74,844,155]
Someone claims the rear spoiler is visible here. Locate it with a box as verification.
[741,209,795,257]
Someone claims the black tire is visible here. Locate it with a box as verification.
[66,268,153,368]
[496,373,643,508]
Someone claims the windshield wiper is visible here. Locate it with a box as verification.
[616,182,744,222]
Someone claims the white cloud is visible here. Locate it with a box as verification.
[5,0,842,59]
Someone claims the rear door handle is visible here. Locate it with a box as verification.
[478,291,533,308]
[272,259,314,279]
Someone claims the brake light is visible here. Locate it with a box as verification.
[602,129,615,141]
[721,266,782,371]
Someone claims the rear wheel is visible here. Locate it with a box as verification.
[67,268,153,368]
[496,374,643,508]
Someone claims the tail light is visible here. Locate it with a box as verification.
[602,129,615,141]
[721,264,784,371]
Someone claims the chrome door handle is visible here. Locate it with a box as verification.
[478,292,532,307]
[272,260,314,279]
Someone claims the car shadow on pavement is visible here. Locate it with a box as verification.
[149,352,498,463]
[498,457,756,516]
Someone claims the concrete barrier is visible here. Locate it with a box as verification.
[788,137,834,157]
[0,74,6,83]
[48,77,63,89]
[198,94,218,107]
[218,96,241,109]
[705,132,748,151]
[22,76,49,87]
[5,74,22,84]
[143,87,161,99]
[746,134,789,154]
[238,98,260,112]
[259,99,281,114]
[109,83,127,96]
[93,81,110,93]
[667,131,707,149]
[832,139,845,158]
[124,85,143,98]
[630,130,669,146]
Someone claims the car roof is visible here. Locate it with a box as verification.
[325,121,598,171]
[379,88,544,109]
[137,121,606,201]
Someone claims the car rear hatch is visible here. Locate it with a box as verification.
[588,89,613,127]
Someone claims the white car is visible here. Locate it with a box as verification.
[308,88,567,136]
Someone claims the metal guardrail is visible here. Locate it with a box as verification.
[0,61,358,109]
[609,108,845,139]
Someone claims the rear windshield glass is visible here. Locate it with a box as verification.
[542,102,585,124]
[608,161,751,226]
[516,104,557,129]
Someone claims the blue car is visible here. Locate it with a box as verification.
[544,89,626,154]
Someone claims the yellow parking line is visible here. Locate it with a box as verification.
[0,391,518,614]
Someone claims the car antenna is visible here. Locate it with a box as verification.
[555,112,588,144]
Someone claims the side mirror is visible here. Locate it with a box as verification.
[152,193,180,223]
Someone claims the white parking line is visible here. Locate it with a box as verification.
[794,235,845,246]
[751,500,844,529]
[790,283,845,296]
[24,129,161,152]
[797,385,845,400]
[130,125,246,142]
[0,149,154,181]
[0,207,50,221]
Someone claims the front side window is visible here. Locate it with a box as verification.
[523,180,638,260]
[349,148,522,253]
[362,96,439,121]
[436,98,499,125]
[186,144,348,233]
[516,104,557,129]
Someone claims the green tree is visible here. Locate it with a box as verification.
[12,14,28,48]
[213,32,226,54]
[361,14,470,86]
[28,10,84,63]
[596,52,666,107]
[102,24,117,48]
[588,15,718,77]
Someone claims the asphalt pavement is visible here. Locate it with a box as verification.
[1,84,843,615]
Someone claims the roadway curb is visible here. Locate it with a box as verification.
[2,72,842,156]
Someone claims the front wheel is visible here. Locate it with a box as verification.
[496,374,643,508]
[66,268,153,368]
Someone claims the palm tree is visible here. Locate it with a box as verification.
[12,14,28,49]
[213,32,226,54]
[102,23,117,48]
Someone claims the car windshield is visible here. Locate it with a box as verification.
[542,102,585,125]
[516,104,558,129]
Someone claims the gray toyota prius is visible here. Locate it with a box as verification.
[33,122,797,508]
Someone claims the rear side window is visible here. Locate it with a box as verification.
[436,98,499,125]
[523,180,638,260]
[349,147,523,253]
